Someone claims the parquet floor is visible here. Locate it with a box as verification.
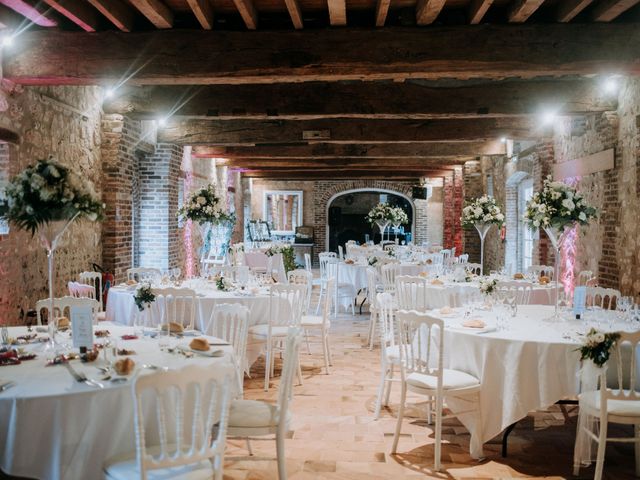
[224,310,636,480]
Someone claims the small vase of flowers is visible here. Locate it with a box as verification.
[461,195,504,275]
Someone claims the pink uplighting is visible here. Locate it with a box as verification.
[182,148,195,278]
[560,176,580,298]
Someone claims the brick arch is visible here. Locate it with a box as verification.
[312,180,424,256]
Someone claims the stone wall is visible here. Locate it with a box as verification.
[0,86,103,323]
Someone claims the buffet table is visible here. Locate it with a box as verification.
[0,323,237,480]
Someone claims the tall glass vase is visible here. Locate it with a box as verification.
[39,215,78,350]
[393,222,401,243]
[543,225,564,321]
[198,221,212,272]
[375,220,389,245]
[474,223,492,275]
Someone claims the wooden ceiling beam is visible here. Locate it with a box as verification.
[0,3,24,28]
[215,159,467,168]
[158,118,541,145]
[284,0,303,29]
[0,0,57,27]
[42,0,98,32]
[508,0,545,22]
[186,0,214,29]
[374,0,390,26]
[592,0,640,21]
[468,0,493,24]
[128,0,173,28]
[104,80,617,120]
[192,141,506,159]
[556,0,594,22]
[327,0,346,25]
[87,0,134,31]
[240,169,446,179]
[5,25,640,85]
[416,0,446,25]
[233,0,258,29]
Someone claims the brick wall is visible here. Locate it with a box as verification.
[462,160,483,263]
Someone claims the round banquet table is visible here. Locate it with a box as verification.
[430,305,629,458]
[0,323,237,480]
[106,282,280,366]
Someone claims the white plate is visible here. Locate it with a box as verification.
[179,345,225,357]
[450,325,497,335]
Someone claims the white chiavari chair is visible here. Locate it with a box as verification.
[35,295,101,326]
[103,365,233,480]
[528,264,555,280]
[315,252,335,313]
[78,271,103,308]
[206,303,250,395]
[395,275,429,312]
[374,292,402,419]
[457,253,469,264]
[496,281,534,305]
[577,270,594,286]
[249,284,306,391]
[227,330,302,480]
[391,310,481,471]
[300,278,334,374]
[573,331,640,480]
[126,267,161,282]
[151,287,198,331]
[464,263,483,276]
[380,263,398,294]
[586,286,621,310]
[366,267,380,350]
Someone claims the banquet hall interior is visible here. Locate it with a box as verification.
[0,0,640,479]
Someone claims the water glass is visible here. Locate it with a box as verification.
[158,327,170,351]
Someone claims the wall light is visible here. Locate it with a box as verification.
[602,76,620,96]
[1,35,14,49]
[540,110,557,126]
[104,88,116,99]
[500,137,507,143]
[157,116,168,127]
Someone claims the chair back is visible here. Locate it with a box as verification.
[151,288,198,330]
[496,281,534,305]
[78,271,103,309]
[395,276,429,311]
[127,267,161,282]
[318,252,337,281]
[377,292,397,349]
[604,331,640,401]
[269,283,306,329]
[219,266,250,284]
[304,253,312,272]
[586,286,620,310]
[528,265,554,280]
[277,329,303,427]
[380,263,398,293]
[464,263,482,276]
[132,365,233,479]
[68,281,97,300]
[287,268,313,314]
[366,267,379,311]
[457,253,469,264]
[35,296,101,325]
[396,310,444,389]
[338,245,344,261]
[207,303,249,393]
[576,270,594,286]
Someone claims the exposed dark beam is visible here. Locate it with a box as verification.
[416,0,446,25]
[192,141,506,159]
[556,0,594,22]
[128,0,173,28]
[232,0,257,29]
[284,0,303,29]
[374,0,390,26]
[186,0,213,29]
[239,169,446,179]
[0,0,57,27]
[42,0,98,32]
[5,25,640,85]
[327,0,346,25]
[104,80,617,120]
[158,118,541,145]
[592,0,640,21]
[468,0,493,24]
[87,0,135,32]
[508,0,545,22]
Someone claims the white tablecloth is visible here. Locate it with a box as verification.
[0,324,237,480]
[432,305,623,458]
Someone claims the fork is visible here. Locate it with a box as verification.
[63,362,104,389]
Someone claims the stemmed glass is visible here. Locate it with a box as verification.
[617,296,633,322]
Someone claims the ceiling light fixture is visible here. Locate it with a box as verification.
[540,110,557,127]
[500,137,507,143]
[1,35,14,49]
[603,76,619,95]
[157,117,168,127]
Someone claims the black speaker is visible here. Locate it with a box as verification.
[328,206,341,226]
[412,186,428,200]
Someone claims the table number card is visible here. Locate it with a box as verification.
[573,286,587,318]
[71,306,94,349]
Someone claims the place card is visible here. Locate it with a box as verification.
[573,286,587,318]
[71,306,94,349]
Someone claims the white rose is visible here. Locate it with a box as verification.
[562,199,575,211]
[579,212,586,221]
[594,332,605,343]
[533,220,540,227]
[197,196,206,205]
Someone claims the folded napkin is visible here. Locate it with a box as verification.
[462,319,486,329]
[431,279,444,285]
[126,280,137,286]
[439,306,455,315]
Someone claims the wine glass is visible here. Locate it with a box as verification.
[172,267,182,283]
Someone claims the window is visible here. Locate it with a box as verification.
[486,175,494,197]
[518,179,534,271]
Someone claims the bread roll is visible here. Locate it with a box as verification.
[539,275,550,285]
[160,322,184,333]
[114,357,135,375]
[189,338,210,352]
[513,273,525,280]
[126,279,137,286]
[56,317,70,329]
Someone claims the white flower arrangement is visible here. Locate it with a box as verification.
[177,184,236,226]
[478,277,499,296]
[390,207,409,226]
[461,195,504,227]
[366,203,395,225]
[524,176,597,232]
[0,156,104,234]
[215,275,234,292]
[229,242,245,253]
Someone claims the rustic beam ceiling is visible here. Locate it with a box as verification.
[128,0,173,28]
[232,0,258,29]
[87,0,135,32]
[239,169,448,179]
[374,0,390,26]
[215,159,468,168]
[468,0,493,24]
[327,0,347,25]
[416,0,446,25]
[191,141,506,159]
[158,118,541,145]
[283,0,303,29]
[103,80,616,120]
[42,0,99,32]
[592,0,640,21]
[556,0,594,22]
[0,0,57,27]
[508,0,545,22]
[5,24,640,85]
[186,0,214,30]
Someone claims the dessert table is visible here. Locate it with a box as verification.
[0,323,237,480]
[432,305,629,458]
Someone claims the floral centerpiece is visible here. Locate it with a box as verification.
[390,206,409,241]
[266,242,297,273]
[133,284,155,312]
[461,195,504,275]
[479,277,499,296]
[577,328,620,367]
[215,275,234,292]
[178,184,235,226]
[368,256,379,266]
[366,203,395,243]
[524,176,598,320]
[0,157,104,348]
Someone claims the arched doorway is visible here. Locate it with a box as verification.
[326,189,414,252]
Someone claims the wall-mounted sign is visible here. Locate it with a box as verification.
[553,149,614,180]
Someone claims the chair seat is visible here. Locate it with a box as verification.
[228,399,290,428]
[407,369,480,391]
[104,454,214,480]
[579,390,640,417]
[301,315,326,327]
[249,324,290,337]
